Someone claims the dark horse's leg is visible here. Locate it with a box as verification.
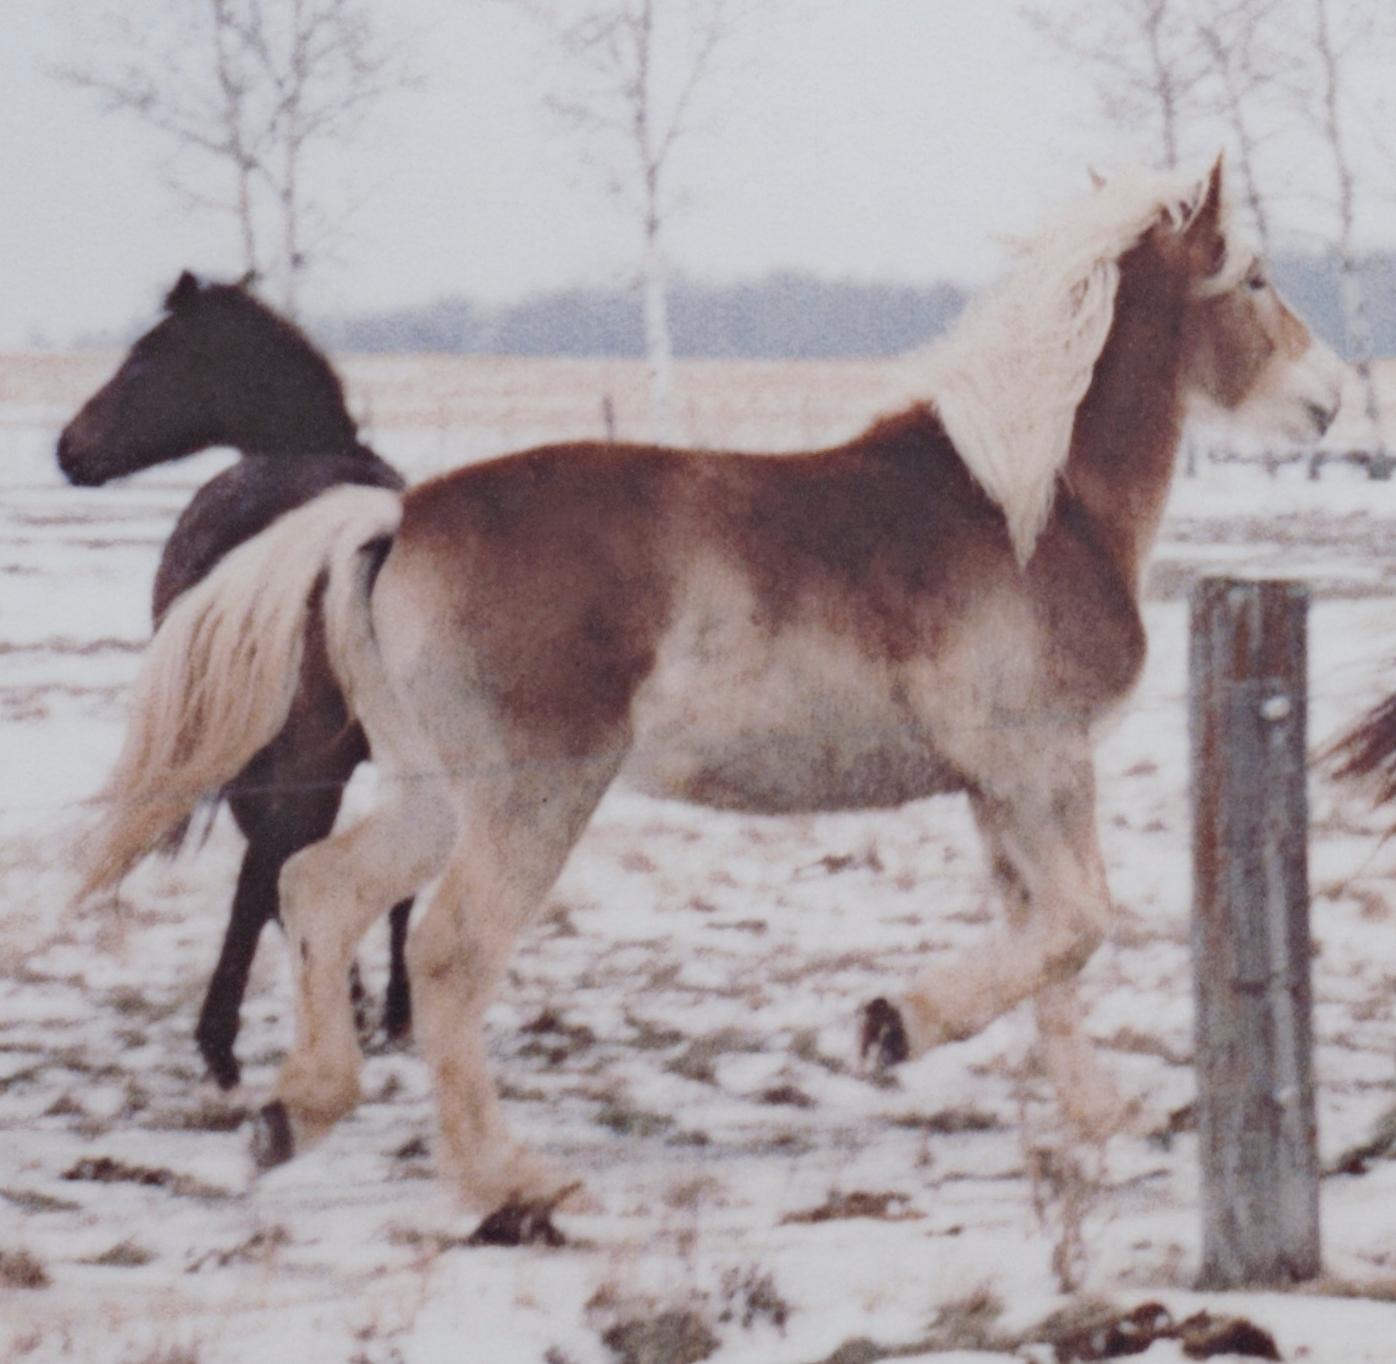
[382,900,414,1042]
[193,750,416,1087]
[195,783,343,1090]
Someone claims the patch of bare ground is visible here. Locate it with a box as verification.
[85,1238,156,1268]
[0,1186,80,1214]
[717,1265,790,1331]
[600,1310,719,1364]
[1101,1026,1191,1067]
[781,1189,918,1225]
[664,1025,767,1084]
[1327,1104,1396,1175]
[119,1346,203,1364]
[517,1008,597,1065]
[0,1247,50,1289]
[756,1082,815,1108]
[61,1156,232,1202]
[885,1106,1002,1135]
[187,1226,290,1272]
[586,1262,790,1364]
[592,1093,676,1141]
[808,1293,1284,1363]
[1041,1300,1281,1361]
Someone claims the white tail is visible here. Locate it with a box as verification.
[77,485,403,901]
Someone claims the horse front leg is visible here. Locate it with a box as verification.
[863,747,1124,1135]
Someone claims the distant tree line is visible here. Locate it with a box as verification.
[316,271,966,359]
[312,256,1391,359]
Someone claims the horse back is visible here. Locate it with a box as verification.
[153,451,403,623]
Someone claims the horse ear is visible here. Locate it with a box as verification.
[165,271,202,312]
[1182,155,1227,278]
[236,269,259,293]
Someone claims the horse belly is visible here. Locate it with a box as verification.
[622,611,960,814]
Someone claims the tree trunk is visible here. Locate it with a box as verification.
[642,220,673,443]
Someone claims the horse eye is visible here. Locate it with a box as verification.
[1246,270,1267,292]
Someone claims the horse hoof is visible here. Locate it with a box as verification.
[201,1050,241,1092]
[861,997,909,1072]
[251,1101,296,1170]
[465,1183,582,1248]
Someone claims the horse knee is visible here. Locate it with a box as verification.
[1043,919,1104,984]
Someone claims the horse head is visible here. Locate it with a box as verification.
[1163,159,1344,445]
[57,271,358,486]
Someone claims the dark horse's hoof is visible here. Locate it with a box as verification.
[251,1101,296,1170]
[195,1014,241,1090]
[860,997,910,1073]
[206,1054,242,1092]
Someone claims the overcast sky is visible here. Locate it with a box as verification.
[4,1,1390,349]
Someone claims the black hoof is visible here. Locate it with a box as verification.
[199,1044,241,1092]
[861,997,909,1072]
[251,1101,296,1171]
[465,1188,576,1248]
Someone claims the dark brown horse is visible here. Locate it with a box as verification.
[57,272,413,1089]
[82,163,1343,1212]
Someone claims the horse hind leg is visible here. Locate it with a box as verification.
[254,781,456,1167]
[195,782,345,1090]
[194,839,280,1091]
[409,756,620,1211]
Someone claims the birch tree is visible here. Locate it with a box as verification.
[1020,0,1210,169]
[1192,0,1290,250]
[1304,0,1389,473]
[58,0,411,318]
[513,0,767,440]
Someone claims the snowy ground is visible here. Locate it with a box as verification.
[4,361,1396,1362]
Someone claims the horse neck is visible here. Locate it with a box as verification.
[217,322,362,459]
[233,386,361,459]
[1062,259,1189,594]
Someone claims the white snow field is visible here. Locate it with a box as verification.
[3,354,1396,1363]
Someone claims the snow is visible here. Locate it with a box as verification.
[4,358,1396,1361]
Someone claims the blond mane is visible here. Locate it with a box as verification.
[915,164,1244,565]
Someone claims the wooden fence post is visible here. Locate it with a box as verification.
[1189,576,1320,1289]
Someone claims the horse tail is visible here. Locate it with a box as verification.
[1322,690,1396,815]
[77,485,404,901]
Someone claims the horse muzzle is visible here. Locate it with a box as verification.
[56,428,112,486]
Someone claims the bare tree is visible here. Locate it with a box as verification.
[57,0,411,317]
[513,0,768,440]
[1302,0,1389,473]
[1191,0,1292,250]
[1021,0,1210,169]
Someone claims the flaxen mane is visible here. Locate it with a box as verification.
[920,167,1246,563]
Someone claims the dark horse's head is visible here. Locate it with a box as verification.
[57,271,361,486]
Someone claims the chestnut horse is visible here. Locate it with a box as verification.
[80,161,1342,1212]
[57,272,414,1089]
